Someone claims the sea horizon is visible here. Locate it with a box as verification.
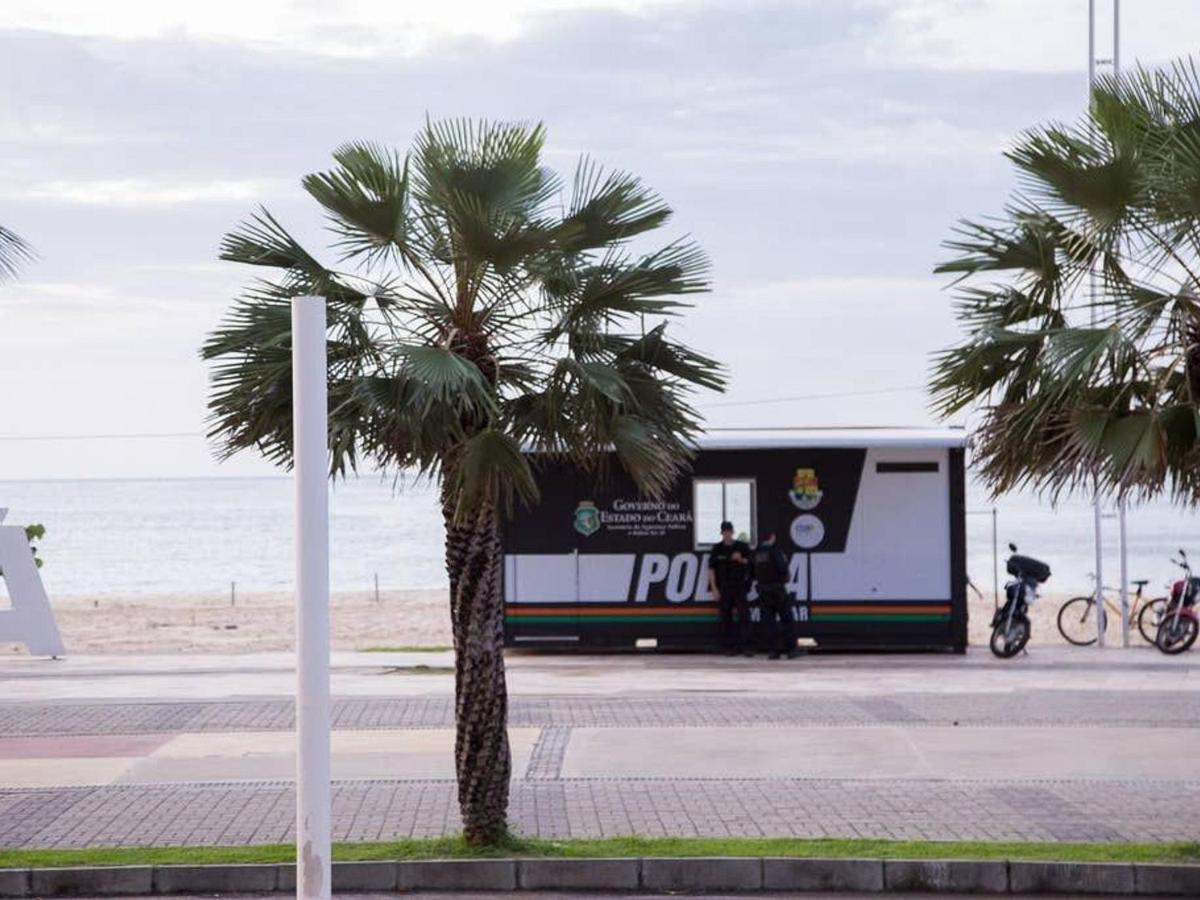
[2,473,1198,600]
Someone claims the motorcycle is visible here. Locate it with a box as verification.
[991,543,1052,658]
[1155,549,1199,655]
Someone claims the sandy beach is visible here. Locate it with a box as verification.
[3,589,453,656]
[3,585,1154,655]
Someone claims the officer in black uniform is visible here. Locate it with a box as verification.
[708,520,753,655]
[753,529,797,659]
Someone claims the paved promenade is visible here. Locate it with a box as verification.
[0,647,1197,849]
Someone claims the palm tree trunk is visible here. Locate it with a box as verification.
[441,481,510,845]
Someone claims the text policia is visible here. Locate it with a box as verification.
[632,551,805,602]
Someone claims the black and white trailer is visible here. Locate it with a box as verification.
[502,428,968,652]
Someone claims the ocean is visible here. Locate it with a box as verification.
[0,476,1197,600]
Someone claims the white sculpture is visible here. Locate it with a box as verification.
[0,508,66,657]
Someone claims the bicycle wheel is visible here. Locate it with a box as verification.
[1057,596,1102,646]
[1137,598,1167,644]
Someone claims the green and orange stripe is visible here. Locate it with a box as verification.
[505,602,951,625]
[506,605,718,624]
[809,603,951,623]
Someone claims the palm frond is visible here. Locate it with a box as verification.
[932,56,1200,504]
[443,428,539,520]
[220,208,324,272]
[204,117,722,513]
[393,345,497,416]
[303,142,416,270]
[558,158,673,252]
[0,226,34,282]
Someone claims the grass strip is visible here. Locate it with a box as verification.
[378,664,454,675]
[361,646,451,653]
[1,837,1197,869]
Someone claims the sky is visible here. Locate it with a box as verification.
[2,0,1198,480]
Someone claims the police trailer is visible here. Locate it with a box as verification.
[502,428,968,652]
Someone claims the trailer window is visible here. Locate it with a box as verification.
[693,479,756,548]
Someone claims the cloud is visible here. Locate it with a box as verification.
[864,0,1200,74]
[0,0,686,58]
[661,117,1008,171]
[3,0,1199,481]
[8,178,282,207]
[0,118,130,146]
[674,275,958,429]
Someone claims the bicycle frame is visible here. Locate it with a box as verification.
[1088,580,1146,623]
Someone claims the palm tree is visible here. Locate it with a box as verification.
[931,59,1200,504]
[201,120,723,844]
[0,226,33,282]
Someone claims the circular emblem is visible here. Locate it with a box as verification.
[789,514,825,549]
[789,467,823,510]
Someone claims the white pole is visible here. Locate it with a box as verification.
[1094,493,1106,646]
[991,508,999,610]
[1087,1,1107,648]
[1088,0,1096,91]
[1114,3,1126,650]
[1119,497,1130,647]
[293,296,331,900]
[1114,0,1120,76]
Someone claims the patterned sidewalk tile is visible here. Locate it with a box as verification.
[2,777,1196,848]
[524,726,570,780]
[1,691,1198,736]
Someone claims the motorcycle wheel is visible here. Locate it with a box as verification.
[990,615,1030,658]
[1057,596,1101,646]
[1156,614,1199,655]
[1137,598,1168,645]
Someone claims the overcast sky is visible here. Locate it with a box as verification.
[2,0,1197,480]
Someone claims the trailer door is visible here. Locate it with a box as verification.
[811,448,950,601]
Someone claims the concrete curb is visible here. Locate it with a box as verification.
[0,857,1196,895]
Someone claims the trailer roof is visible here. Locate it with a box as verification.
[697,427,968,450]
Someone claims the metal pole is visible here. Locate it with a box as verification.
[1112,2,1123,648]
[374,572,380,604]
[1088,0,1096,92]
[1114,0,1120,76]
[1094,493,1106,646]
[1119,497,1130,647]
[991,508,999,610]
[293,296,331,900]
[1088,1,1106,648]
[1115,0,1126,650]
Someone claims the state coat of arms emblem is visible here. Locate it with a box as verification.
[789,468,823,510]
[573,501,601,536]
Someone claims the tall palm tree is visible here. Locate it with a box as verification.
[202,120,723,844]
[931,59,1200,504]
[0,225,33,282]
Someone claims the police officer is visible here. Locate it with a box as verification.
[708,520,753,655]
[753,529,797,660]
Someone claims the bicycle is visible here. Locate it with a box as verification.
[1056,577,1167,646]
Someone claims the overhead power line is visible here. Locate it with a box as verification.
[0,431,203,442]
